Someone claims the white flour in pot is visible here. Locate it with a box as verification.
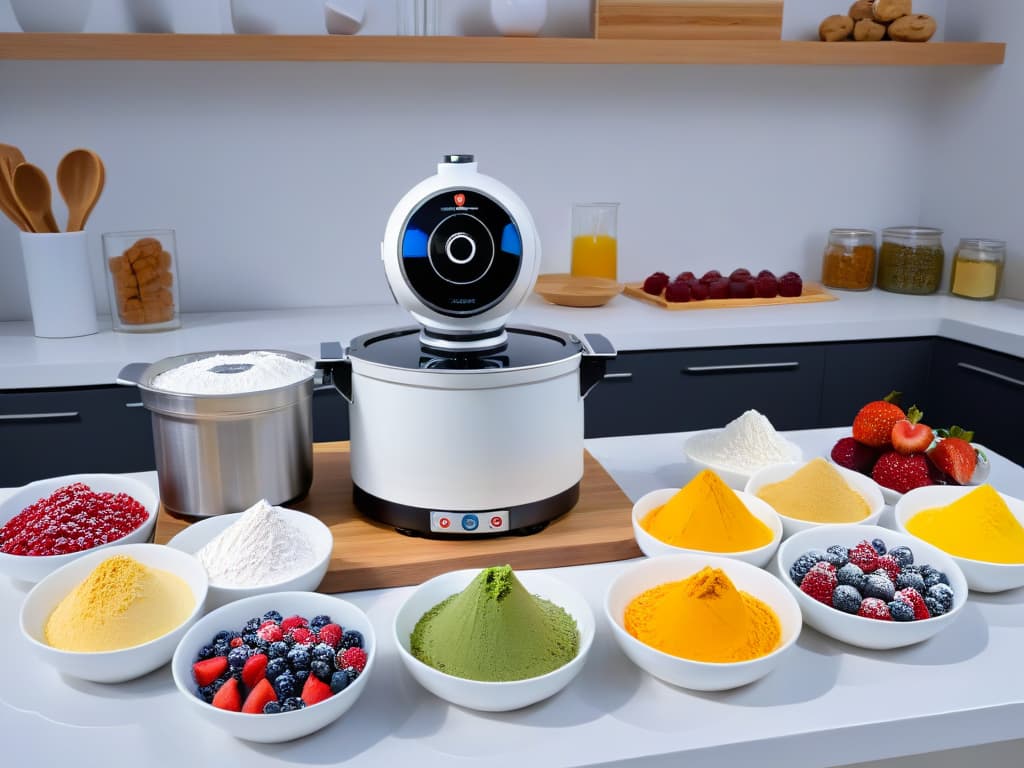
[151,351,312,395]
[686,409,801,473]
[196,499,318,587]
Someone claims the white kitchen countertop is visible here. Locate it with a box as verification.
[1,291,1022,389]
[1,427,1023,768]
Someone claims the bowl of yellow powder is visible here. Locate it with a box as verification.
[895,485,1024,593]
[605,554,802,691]
[746,458,885,539]
[393,566,595,711]
[632,470,783,567]
[19,543,208,683]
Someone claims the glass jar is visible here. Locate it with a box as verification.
[877,227,944,295]
[821,228,876,290]
[102,229,181,332]
[950,239,1006,300]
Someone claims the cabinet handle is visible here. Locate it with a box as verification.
[124,402,145,408]
[603,373,633,382]
[957,362,1024,389]
[683,362,800,374]
[0,411,80,422]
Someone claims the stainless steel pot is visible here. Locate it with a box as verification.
[118,350,314,518]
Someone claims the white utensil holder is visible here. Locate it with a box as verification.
[20,231,99,338]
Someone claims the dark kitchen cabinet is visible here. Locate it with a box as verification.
[312,387,350,442]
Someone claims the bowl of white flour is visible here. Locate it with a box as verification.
[683,410,803,489]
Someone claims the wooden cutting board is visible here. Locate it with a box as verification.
[154,442,640,593]
[595,0,784,40]
[623,281,837,310]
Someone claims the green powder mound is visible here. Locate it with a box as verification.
[410,565,579,682]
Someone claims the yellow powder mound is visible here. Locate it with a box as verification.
[755,458,869,523]
[907,485,1024,564]
[625,566,780,663]
[641,469,774,553]
[45,554,194,652]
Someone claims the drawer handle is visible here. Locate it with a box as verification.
[957,362,1024,389]
[683,362,800,374]
[0,411,80,422]
[124,402,146,408]
[603,373,633,382]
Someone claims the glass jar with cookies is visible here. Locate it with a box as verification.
[102,229,181,332]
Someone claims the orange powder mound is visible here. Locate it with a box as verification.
[755,458,870,523]
[641,469,774,552]
[624,566,781,663]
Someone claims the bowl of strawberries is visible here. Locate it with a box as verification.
[829,392,990,505]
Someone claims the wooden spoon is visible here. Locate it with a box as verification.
[13,162,60,233]
[0,144,32,231]
[57,148,105,232]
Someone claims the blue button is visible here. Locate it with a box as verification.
[461,514,479,531]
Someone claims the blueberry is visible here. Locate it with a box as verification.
[837,563,867,593]
[928,583,955,611]
[273,672,297,699]
[340,630,364,650]
[888,546,914,567]
[196,644,217,661]
[924,596,946,617]
[863,572,895,602]
[888,600,915,621]
[311,660,333,682]
[330,670,351,694]
[825,545,850,569]
[250,638,270,654]
[197,684,216,703]
[287,646,312,671]
[311,643,336,664]
[263,610,283,623]
[243,617,261,634]
[344,667,359,684]
[266,658,288,681]
[227,646,251,670]
[242,632,260,648]
[294,670,310,686]
[789,551,826,585]
[281,697,306,712]
[870,538,887,555]
[213,641,230,657]
[309,614,332,632]
[262,701,282,714]
[923,569,950,589]
[213,630,233,643]
[268,641,290,659]
[832,585,862,614]
[896,571,926,593]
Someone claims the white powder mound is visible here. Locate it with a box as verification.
[152,351,312,395]
[196,499,318,587]
[686,409,801,473]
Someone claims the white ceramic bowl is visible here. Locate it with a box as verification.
[20,542,208,683]
[0,473,160,584]
[324,0,365,34]
[165,506,333,609]
[393,569,595,712]
[895,485,1024,593]
[632,488,782,567]
[777,524,967,649]
[230,0,324,34]
[745,461,884,540]
[605,554,801,691]
[11,0,92,32]
[683,429,802,489]
[172,591,374,743]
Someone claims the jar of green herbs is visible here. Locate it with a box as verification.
[877,227,945,295]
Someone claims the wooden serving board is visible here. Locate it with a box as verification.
[623,281,837,310]
[154,442,640,594]
[595,0,783,40]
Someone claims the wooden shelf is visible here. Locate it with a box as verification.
[0,33,1006,66]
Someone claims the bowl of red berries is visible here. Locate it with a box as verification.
[171,591,374,743]
[0,474,159,584]
[776,525,967,650]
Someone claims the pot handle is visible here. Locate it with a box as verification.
[579,333,616,399]
[116,363,148,387]
[317,341,353,404]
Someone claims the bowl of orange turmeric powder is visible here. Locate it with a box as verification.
[605,554,802,691]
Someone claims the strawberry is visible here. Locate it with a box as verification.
[257,622,283,643]
[241,678,277,714]
[301,673,333,706]
[852,392,905,448]
[928,427,977,485]
[875,554,901,583]
[212,676,242,712]
[894,588,931,620]
[891,405,934,455]
[830,437,880,474]
[241,653,268,689]
[871,451,933,494]
[337,646,368,674]
[857,598,892,621]
[192,657,228,687]
[799,562,837,606]
[281,615,309,633]
[848,540,880,573]
[317,623,343,649]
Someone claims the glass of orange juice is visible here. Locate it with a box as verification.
[571,202,619,280]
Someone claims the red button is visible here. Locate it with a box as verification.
[490,516,503,528]
[439,517,451,529]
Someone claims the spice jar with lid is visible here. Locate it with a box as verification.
[950,239,1006,301]
[877,227,944,295]
[821,228,876,291]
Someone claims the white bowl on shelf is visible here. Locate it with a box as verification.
[894,485,1024,593]
[393,569,595,712]
[632,487,782,567]
[683,429,802,490]
[230,0,324,34]
[776,524,967,650]
[19,543,208,683]
[605,553,801,691]
[165,505,333,609]
[0,473,159,584]
[11,0,92,32]
[172,591,374,743]
[324,0,365,35]
[745,461,884,540]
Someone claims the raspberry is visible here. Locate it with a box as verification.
[288,627,315,645]
[338,646,367,674]
[857,598,892,621]
[229,636,244,648]
[799,562,837,606]
[894,588,930,621]
[317,623,343,649]
[642,272,670,296]
[257,622,283,643]
[848,541,880,573]
[789,550,825,585]
[875,555,901,583]
[281,615,309,633]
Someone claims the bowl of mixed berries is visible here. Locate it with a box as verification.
[829,392,990,505]
[171,591,374,743]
